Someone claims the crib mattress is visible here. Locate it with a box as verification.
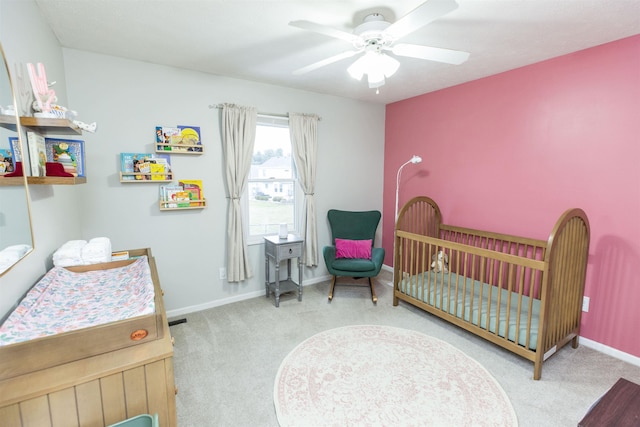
[0,248,166,381]
[399,270,540,350]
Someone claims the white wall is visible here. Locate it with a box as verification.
[0,0,385,317]
[0,0,84,316]
[63,49,385,313]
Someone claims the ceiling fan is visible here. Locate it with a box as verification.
[289,0,469,91]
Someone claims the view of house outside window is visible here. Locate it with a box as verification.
[246,117,296,241]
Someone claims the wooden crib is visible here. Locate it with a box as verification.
[393,197,590,380]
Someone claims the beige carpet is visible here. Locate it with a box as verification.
[274,324,518,426]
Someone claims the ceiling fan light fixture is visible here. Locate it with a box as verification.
[367,69,386,88]
[378,53,400,77]
[347,57,366,80]
[347,51,399,87]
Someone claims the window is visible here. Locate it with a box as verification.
[244,115,298,244]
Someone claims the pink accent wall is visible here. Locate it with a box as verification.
[384,35,640,358]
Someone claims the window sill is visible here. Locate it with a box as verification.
[248,238,266,246]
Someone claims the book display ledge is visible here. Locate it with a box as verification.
[120,172,174,183]
[20,116,82,136]
[0,117,85,185]
[155,143,204,154]
[158,199,207,211]
[1,116,81,135]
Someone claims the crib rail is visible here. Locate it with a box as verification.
[395,230,545,355]
[439,224,547,297]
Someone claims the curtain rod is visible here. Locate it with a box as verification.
[208,104,321,121]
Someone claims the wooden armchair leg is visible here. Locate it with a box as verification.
[368,277,377,304]
[328,276,336,301]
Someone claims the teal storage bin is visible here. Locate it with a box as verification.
[108,413,159,427]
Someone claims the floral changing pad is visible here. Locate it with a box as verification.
[0,256,155,346]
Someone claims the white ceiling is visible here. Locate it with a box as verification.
[34,0,640,104]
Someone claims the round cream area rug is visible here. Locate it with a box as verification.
[274,325,518,426]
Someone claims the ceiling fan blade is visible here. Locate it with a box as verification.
[392,43,469,65]
[289,20,360,44]
[384,0,459,40]
[293,50,361,75]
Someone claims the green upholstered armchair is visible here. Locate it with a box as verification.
[323,209,385,303]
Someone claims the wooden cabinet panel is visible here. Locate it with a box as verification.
[146,359,170,426]
[76,380,104,427]
[123,366,149,416]
[165,356,178,424]
[0,404,21,427]
[49,388,79,427]
[101,373,127,425]
[20,396,51,427]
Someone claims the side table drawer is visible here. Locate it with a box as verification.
[278,243,302,259]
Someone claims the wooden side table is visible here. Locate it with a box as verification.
[579,378,640,426]
[264,234,304,307]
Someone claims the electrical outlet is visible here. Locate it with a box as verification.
[219,267,227,280]
[582,296,590,312]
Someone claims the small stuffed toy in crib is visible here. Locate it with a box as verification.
[431,250,449,273]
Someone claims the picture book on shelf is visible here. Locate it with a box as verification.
[178,126,202,152]
[0,148,15,174]
[155,125,202,152]
[44,138,85,177]
[149,162,166,181]
[178,179,205,206]
[111,251,130,261]
[174,191,191,207]
[8,137,22,162]
[160,184,184,208]
[120,152,147,181]
[120,152,171,181]
[155,126,181,150]
[27,131,47,177]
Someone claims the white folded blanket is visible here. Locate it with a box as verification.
[81,237,112,263]
[53,238,112,267]
[52,240,86,267]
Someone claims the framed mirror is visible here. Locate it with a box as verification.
[0,42,34,275]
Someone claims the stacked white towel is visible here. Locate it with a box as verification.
[52,240,86,267]
[53,238,112,267]
[81,237,112,264]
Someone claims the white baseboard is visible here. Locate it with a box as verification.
[580,336,640,367]
[166,274,331,318]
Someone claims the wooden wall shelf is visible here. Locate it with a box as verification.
[19,116,82,135]
[0,176,86,185]
[155,143,204,154]
[0,117,85,185]
[120,171,173,183]
[27,176,87,185]
[0,176,27,186]
[159,199,206,211]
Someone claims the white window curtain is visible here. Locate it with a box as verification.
[221,103,257,282]
[290,113,319,267]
